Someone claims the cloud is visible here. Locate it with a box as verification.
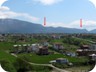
[89,0,96,7]
[45,20,96,31]
[0,6,10,11]
[0,0,7,7]
[33,0,63,5]
[0,6,39,22]
[0,0,39,22]
[19,13,39,22]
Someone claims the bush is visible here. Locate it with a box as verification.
[13,58,53,72]
[53,63,69,69]
[13,58,33,72]
[0,59,16,72]
[63,37,90,46]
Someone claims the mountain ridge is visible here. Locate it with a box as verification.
[0,18,95,33]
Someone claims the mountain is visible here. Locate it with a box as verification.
[90,29,96,33]
[0,18,89,33]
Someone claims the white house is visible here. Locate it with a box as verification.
[31,44,40,53]
[89,54,96,61]
[89,44,96,51]
[53,43,64,50]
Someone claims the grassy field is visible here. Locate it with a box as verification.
[18,53,89,64]
[0,51,53,72]
[0,38,93,72]
[0,42,14,50]
[0,51,16,62]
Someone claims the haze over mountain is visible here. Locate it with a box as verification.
[0,19,95,33]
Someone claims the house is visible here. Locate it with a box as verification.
[89,44,96,51]
[80,45,89,50]
[13,44,31,53]
[22,44,28,52]
[30,43,49,55]
[53,43,64,50]
[40,40,49,46]
[13,43,49,55]
[31,44,40,53]
[49,60,56,63]
[76,45,89,56]
[77,45,89,56]
[38,46,49,55]
[13,45,22,53]
[52,35,61,39]
[89,54,96,61]
[43,42,49,46]
[56,58,69,64]
[13,45,18,53]
[77,45,96,56]
[27,44,32,53]
[65,52,76,57]
[0,35,6,42]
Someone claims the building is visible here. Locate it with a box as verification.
[31,44,40,53]
[13,45,22,53]
[13,44,31,53]
[51,35,61,39]
[13,45,18,53]
[53,43,64,50]
[22,44,28,52]
[89,44,96,51]
[30,43,49,55]
[77,45,96,56]
[0,35,6,42]
[80,45,89,50]
[89,54,96,61]
[56,58,69,64]
[38,46,49,55]
[43,42,49,46]
[65,52,76,57]
[13,43,49,55]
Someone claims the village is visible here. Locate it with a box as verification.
[0,33,96,72]
[12,40,96,61]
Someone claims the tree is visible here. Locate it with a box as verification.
[13,58,33,72]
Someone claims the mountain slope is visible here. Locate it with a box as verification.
[0,19,88,33]
[90,29,96,33]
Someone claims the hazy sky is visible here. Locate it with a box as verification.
[0,0,96,30]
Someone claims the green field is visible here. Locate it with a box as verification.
[0,42,14,50]
[0,51,16,62]
[0,51,53,72]
[0,36,94,72]
[18,53,89,64]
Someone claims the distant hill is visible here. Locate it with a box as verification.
[0,18,95,33]
[89,29,96,33]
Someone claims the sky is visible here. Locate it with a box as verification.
[0,0,96,31]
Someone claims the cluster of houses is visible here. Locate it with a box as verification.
[13,42,66,55]
[0,33,73,42]
[13,42,49,55]
[77,44,96,60]
[0,34,6,42]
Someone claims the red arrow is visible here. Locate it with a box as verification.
[80,19,82,27]
[44,17,46,26]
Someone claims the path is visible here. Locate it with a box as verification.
[11,53,70,72]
